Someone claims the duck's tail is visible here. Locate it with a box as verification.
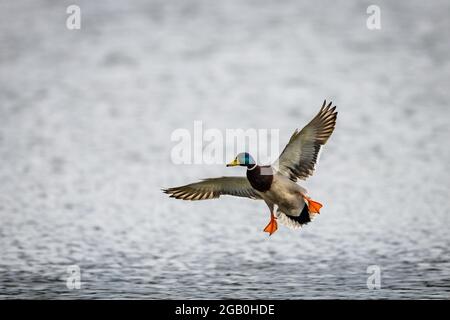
[276,202,321,230]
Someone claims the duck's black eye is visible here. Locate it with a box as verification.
[244,153,249,165]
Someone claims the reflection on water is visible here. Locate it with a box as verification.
[0,0,449,299]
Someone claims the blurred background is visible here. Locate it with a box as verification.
[0,0,449,299]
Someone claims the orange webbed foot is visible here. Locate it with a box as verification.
[305,197,323,214]
[263,213,278,236]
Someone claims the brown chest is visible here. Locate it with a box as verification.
[246,165,273,192]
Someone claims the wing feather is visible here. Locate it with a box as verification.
[163,176,261,200]
[275,100,338,181]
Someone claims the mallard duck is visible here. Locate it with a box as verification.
[163,100,337,236]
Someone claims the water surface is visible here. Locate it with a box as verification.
[0,0,449,299]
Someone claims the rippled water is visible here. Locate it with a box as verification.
[0,0,449,299]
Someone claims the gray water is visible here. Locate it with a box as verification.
[0,0,449,299]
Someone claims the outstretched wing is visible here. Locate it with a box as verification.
[163,177,261,200]
[274,100,337,182]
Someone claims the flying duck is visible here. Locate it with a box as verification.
[163,100,337,236]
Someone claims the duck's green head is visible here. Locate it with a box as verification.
[227,152,256,167]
